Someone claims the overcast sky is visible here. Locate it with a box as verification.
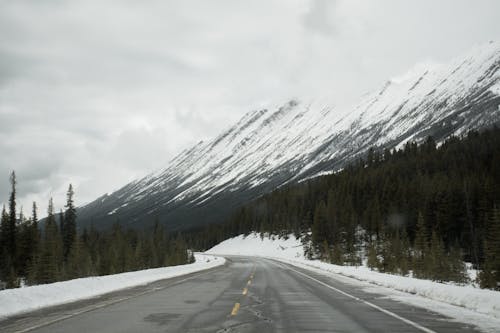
[1,0,499,216]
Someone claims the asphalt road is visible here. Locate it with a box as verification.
[1,257,480,333]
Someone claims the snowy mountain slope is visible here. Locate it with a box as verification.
[78,42,500,230]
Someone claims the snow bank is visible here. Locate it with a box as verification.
[206,233,500,322]
[0,254,224,319]
[284,258,500,319]
[206,233,304,259]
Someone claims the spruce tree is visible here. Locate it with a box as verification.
[311,201,328,257]
[331,242,343,265]
[25,202,40,285]
[366,239,379,270]
[479,206,500,289]
[63,184,77,261]
[413,212,429,278]
[31,202,39,255]
[447,244,469,284]
[8,171,17,259]
[1,172,18,287]
[399,228,410,276]
[35,198,63,284]
[16,215,32,278]
[0,205,10,285]
[429,230,446,281]
[67,236,92,279]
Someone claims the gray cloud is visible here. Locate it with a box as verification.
[0,0,499,214]
[303,0,338,36]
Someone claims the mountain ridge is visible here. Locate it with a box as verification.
[78,42,500,231]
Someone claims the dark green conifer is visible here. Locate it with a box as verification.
[62,184,77,261]
[479,206,500,289]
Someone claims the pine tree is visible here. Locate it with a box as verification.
[16,215,32,278]
[31,202,39,256]
[366,239,379,270]
[62,184,77,262]
[8,171,17,260]
[447,244,469,284]
[479,206,500,289]
[429,230,446,282]
[0,205,9,283]
[399,228,410,276]
[413,212,429,278]
[1,172,18,287]
[66,236,92,279]
[387,230,401,274]
[331,242,343,265]
[311,201,328,257]
[35,198,63,284]
[25,202,40,284]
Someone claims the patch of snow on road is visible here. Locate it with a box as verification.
[0,254,224,319]
[206,233,500,332]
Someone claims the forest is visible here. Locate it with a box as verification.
[2,128,499,291]
[186,127,500,290]
[0,177,193,289]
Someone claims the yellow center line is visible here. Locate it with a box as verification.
[229,265,256,317]
[231,302,240,316]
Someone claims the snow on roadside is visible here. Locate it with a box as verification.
[0,254,224,319]
[206,233,305,259]
[206,233,500,331]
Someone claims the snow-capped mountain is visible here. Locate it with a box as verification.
[78,42,500,230]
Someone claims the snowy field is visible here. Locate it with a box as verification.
[206,233,500,333]
[0,254,224,319]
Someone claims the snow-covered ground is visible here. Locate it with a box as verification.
[0,254,224,319]
[206,233,500,333]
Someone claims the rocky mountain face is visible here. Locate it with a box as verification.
[78,42,500,231]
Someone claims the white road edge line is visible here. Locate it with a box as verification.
[14,268,220,333]
[270,260,437,333]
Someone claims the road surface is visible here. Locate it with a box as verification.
[1,257,480,332]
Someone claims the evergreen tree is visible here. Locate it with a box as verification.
[447,244,469,284]
[34,198,63,284]
[66,236,92,279]
[31,202,39,255]
[1,172,18,287]
[16,215,33,278]
[366,238,379,270]
[479,206,500,289]
[25,203,40,284]
[413,212,429,278]
[0,205,8,284]
[311,201,328,257]
[331,242,343,265]
[399,228,410,276]
[428,230,446,281]
[62,184,77,261]
[8,171,17,261]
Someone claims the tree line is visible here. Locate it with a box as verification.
[186,128,500,290]
[0,175,193,289]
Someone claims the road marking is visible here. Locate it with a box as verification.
[242,287,248,295]
[247,279,252,286]
[280,264,437,333]
[231,302,240,316]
